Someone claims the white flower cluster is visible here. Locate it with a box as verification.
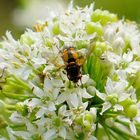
[0,2,140,140]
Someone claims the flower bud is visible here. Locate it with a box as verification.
[44,38,53,48]
[53,117,62,127]
[83,120,91,130]
[120,98,134,109]
[76,40,88,49]
[87,86,96,96]
[91,9,118,25]
[20,34,35,46]
[86,22,103,35]
[96,42,108,52]
[75,116,83,125]
[52,22,61,35]
[113,37,125,54]
[16,102,28,116]
[86,79,96,86]
[125,104,138,118]
[94,42,108,57]
[84,113,93,124]
[106,93,118,105]
[94,47,103,57]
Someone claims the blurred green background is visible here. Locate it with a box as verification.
[0,0,140,39]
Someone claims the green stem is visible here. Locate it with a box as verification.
[106,125,140,140]
[103,113,118,118]
[88,54,95,77]
[96,68,103,88]
[9,124,25,129]
[7,81,30,91]
[103,124,112,140]
[90,55,96,79]
[108,129,120,140]
[8,75,31,91]
[109,128,128,140]
[95,122,98,137]
[3,91,34,101]
[135,122,140,129]
[94,58,100,81]
[103,110,120,117]
[116,118,140,129]
[115,119,129,127]
[83,62,88,74]
[86,54,92,73]
[93,104,102,108]
[5,104,16,110]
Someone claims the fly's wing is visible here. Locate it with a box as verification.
[49,53,66,69]
[44,46,65,69]
[76,41,96,66]
[76,57,85,66]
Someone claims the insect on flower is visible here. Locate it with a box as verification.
[49,40,95,84]
[62,47,83,83]
[61,42,95,83]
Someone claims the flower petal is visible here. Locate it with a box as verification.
[56,92,67,104]
[82,88,93,98]
[43,129,56,140]
[70,93,79,108]
[96,90,106,101]
[59,127,66,139]
[130,121,137,135]
[100,102,111,115]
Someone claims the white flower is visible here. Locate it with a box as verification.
[107,50,140,74]
[24,98,41,112]
[1,2,140,140]
[97,77,134,114]
[57,86,92,108]
[10,112,23,124]
[42,129,56,140]
[104,21,140,55]
[113,36,125,54]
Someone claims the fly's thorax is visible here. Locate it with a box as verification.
[62,47,78,63]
